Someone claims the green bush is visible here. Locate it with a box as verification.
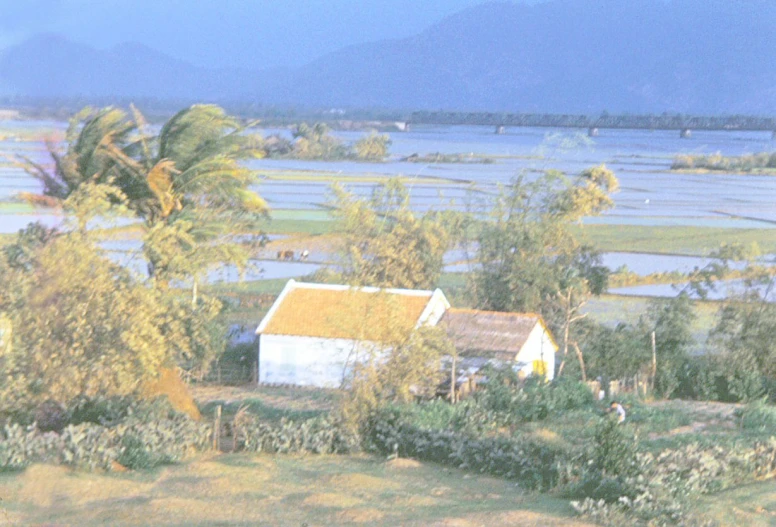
[366,406,572,490]
[738,400,776,431]
[68,395,136,426]
[0,412,212,472]
[237,416,358,455]
[475,374,595,426]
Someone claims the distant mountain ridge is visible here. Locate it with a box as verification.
[1,0,775,114]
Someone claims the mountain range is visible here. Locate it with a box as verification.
[1,0,774,114]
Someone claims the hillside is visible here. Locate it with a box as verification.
[1,0,775,113]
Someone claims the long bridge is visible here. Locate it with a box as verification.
[406,111,776,138]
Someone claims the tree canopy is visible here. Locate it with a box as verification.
[327,178,452,290]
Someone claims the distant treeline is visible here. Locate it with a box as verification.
[0,96,407,124]
[673,152,776,172]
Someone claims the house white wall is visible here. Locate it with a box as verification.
[259,334,379,388]
[514,324,557,380]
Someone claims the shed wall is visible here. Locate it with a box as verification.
[258,334,365,388]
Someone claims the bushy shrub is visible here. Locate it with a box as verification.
[737,400,776,432]
[0,409,212,472]
[68,395,136,426]
[475,373,595,426]
[572,439,776,526]
[366,406,572,490]
[237,416,358,454]
[34,400,69,433]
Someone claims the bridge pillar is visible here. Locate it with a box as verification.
[587,127,599,137]
[680,128,692,139]
[495,125,505,135]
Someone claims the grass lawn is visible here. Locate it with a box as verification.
[0,455,593,526]
[695,480,776,526]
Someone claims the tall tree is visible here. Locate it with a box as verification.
[328,178,451,289]
[21,104,267,287]
[470,167,615,334]
[640,293,696,398]
[709,270,776,400]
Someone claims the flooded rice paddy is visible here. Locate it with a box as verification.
[1,119,775,292]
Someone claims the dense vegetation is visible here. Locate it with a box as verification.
[673,152,776,173]
[1,104,775,527]
[262,122,391,161]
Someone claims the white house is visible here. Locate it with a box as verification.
[255,280,450,388]
[439,308,558,381]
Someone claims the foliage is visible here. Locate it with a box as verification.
[641,293,696,398]
[737,400,776,431]
[572,439,776,526]
[328,178,451,289]
[0,399,211,472]
[0,228,173,408]
[21,104,267,288]
[673,151,776,172]
[366,405,572,491]
[573,320,649,381]
[353,130,391,161]
[291,122,348,159]
[469,168,615,370]
[235,415,358,454]
[473,372,595,426]
[339,324,455,432]
[708,272,776,401]
[591,418,640,478]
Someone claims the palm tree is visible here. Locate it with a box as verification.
[21,104,268,285]
[20,107,136,205]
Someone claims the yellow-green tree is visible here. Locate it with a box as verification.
[353,131,391,161]
[471,167,617,373]
[21,104,267,286]
[0,227,170,407]
[328,178,451,289]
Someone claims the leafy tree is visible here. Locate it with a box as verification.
[18,107,136,205]
[328,178,451,289]
[353,131,391,161]
[640,293,696,398]
[21,104,267,305]
[291,122,346,159]
[576,321,650,382]
[708,271,776,401]
[0,227,171,408]
[470,167,616,364]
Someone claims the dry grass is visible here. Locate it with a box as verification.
[0,454,590,526]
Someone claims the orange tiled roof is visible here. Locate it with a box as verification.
[261,285,433,341]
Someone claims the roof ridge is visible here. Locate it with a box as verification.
[292,281,434,297]
[447,308,541,318]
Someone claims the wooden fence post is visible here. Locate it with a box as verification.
[213,405,222,451]
[651,331,657,393]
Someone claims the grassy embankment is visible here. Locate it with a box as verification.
[672,152,776,174]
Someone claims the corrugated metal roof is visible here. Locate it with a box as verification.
[259,282,434,341]
[441,308,555,359]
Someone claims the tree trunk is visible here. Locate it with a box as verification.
[450,355,457,404]
[651,331,657,392]
[572,341,587,382]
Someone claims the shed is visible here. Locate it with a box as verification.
[255,280,450,388]
[440,308,558,380]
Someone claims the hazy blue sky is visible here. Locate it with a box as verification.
[0,0,545,69]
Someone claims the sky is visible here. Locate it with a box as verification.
[0,0,545,69]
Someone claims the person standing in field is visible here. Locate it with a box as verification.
[610,401,626,424]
